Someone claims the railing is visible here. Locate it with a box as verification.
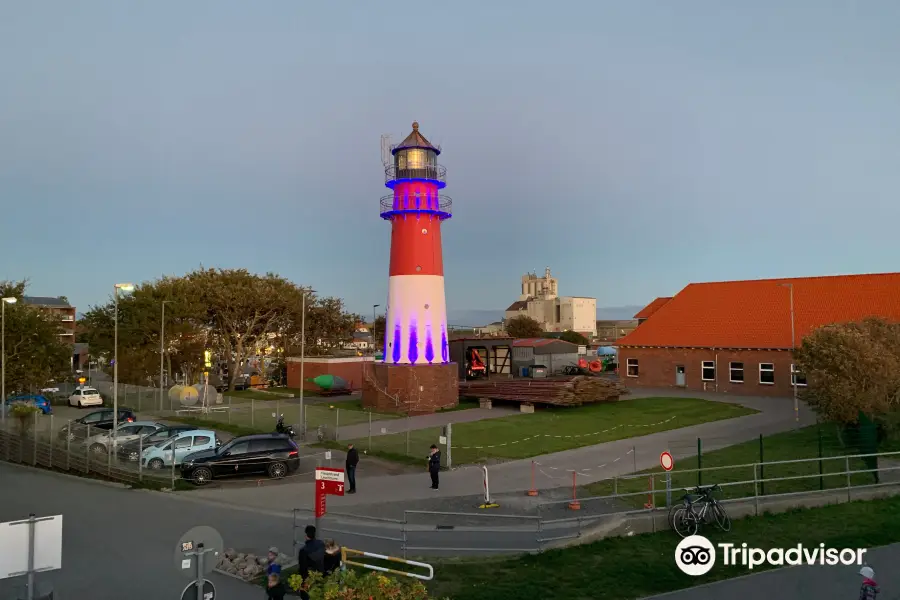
[384,164,446,185]
[341,548,433,581]
[379,194,452,220]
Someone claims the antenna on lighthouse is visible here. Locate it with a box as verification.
[380,134,393,168]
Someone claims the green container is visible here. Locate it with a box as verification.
[307,374,348,391]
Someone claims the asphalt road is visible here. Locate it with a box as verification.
[0,463,566,599]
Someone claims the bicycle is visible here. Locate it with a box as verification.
[671,484,731,537]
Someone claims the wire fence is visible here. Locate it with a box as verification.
[48,381,400,442]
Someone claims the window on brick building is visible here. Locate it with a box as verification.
[626,358,639,377]
[701,361,715,381]
[791,364,807,387]
[759,363,775,385]
[729,362,744,383]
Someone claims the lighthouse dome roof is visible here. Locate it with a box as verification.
[392,121,441,155]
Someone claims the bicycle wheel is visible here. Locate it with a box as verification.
[668,502,684,529]
[672,507,698,538]
[712,501,731,532]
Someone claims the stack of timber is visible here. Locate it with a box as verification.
[458,376,628,407]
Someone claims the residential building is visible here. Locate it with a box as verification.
[23,296,76,343]
[504,267,597,337]
[616,272,900,397]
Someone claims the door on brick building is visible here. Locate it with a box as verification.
[675,365,686,386]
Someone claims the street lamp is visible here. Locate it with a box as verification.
[113,283,135,444]
[299,289,316,432]
[372,304,380,355]
[778,282,798,423]
[1,297,18,424]
[160,300,172,411]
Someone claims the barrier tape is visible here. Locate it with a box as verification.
[535,447,635,481]
[453,416,677,450]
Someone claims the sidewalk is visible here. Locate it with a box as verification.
[180,392,814,514]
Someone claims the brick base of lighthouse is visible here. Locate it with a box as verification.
[362,363,459,415]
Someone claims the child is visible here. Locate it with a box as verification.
[324,539,342,576]
[859,566,878,599]
[266,573,286,600]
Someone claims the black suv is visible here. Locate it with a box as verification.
[58,408,138,441]
[116,424,198,462]
[180,433,300,485]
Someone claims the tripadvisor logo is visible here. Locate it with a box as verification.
[675,535,869,576]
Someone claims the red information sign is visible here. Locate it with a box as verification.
[314,468,345,518]
[660,451,674,472]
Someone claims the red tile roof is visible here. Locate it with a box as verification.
[617,273,900,349]
[634,297,672,319]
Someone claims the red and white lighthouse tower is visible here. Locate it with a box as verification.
[363,122,459,413]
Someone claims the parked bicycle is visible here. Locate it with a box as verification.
[670,483,731,538]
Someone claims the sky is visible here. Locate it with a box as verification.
[2,1,899,323]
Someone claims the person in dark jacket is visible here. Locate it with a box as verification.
[428,444,441,490]
[346,443,359,493]
[859,566,879,599]
[323,539,342,576]
[297,525,326,580]
[266,573,287,600]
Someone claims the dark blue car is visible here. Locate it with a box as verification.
[5,394,53,415]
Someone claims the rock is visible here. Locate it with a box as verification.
[224,548,236,559]
[256,556,267,566]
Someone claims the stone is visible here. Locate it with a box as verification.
[224,548,236,559]
[256,556,267,566]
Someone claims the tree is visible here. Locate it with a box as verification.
[0,280,73,395]
[372,314,386,350]
[299,296,361,356]
[795,318,900,428]
[505,315,544,338]
[559,330,589,345]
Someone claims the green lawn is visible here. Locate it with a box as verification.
[328,397,757,466]
[429,494,900,600]
[587,423,900,507]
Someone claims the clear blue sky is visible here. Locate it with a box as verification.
[2,1,899,319]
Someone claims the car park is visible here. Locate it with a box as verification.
[116,424,198,462]
[83,421,166,455]
[4,394,53,415]
[142,430,219,470]
[68,386,104,408]
[57,408,138,442]
[180,433,300,485]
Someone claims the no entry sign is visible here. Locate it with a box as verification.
[314,467,345,518]
[660,451,674,472]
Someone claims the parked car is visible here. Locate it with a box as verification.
[57,408,138,442]
[142,430,219,470]
[68,386,103,408]
[180,433,300,485]
[83,421,166,455]
[116,425,199,462]
[5,394,53,415]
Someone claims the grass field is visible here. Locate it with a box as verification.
[428,494,900,600]
[586,423,900,507]
[323,397,757,466]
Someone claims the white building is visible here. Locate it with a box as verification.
[503,267,597,336]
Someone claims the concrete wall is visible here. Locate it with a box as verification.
[617,347,802,398]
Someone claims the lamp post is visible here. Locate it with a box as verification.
[299,289,316,432]
[372,304,380,355]
[779,283,798,423]
[160,300,171,411]
[1,297,18,424]
[113,283,135,443]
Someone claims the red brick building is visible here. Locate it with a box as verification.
[616,273,900,397]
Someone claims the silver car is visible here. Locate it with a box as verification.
[84,421,166,455]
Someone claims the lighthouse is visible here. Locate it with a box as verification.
[363,122,459,413]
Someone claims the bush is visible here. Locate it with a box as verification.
[289,570,446,600]
[10,402,41,436]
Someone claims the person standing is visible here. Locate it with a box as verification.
[297,525,326,582]
[345,443,359,494]
[859,566,879,599]
[266,573,287,600]
[428,444,441,490]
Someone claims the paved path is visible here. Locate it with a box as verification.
[181,390,816,514]
[645,542,899,599]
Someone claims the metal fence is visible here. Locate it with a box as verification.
[53,380,400,442]
[288,450,900,558]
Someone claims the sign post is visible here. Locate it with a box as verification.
[175,526,223,600]
[0,513,63,600]
[314,467,346,532]
[660,451,675,507]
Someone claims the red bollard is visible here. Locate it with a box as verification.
[568,471,581,510]
[527,461,539,497]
